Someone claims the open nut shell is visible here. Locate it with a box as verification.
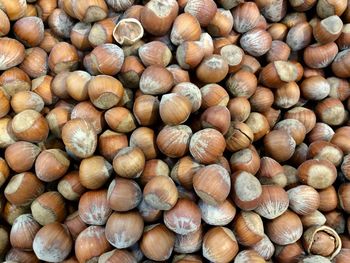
[113,18,144,46]
[303,225,341,260]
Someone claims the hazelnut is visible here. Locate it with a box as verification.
[105,211,144,249]
[285,106,317,133]
[139,65,174,95]
[35,149,70,182]
[331,126,350,154]
[0,67,31,97]
[105,107,137,133]
[189,128,226,164]
[240,29,272,56]
[70,22,92,51]
[196,55,229,83]
[0,157,10,188]
[98,130,128,162]
[234,250,266,263]
[129,127,158,160]
[286,22,313,51]
[245,112,270,141]
[107,178,142,212]
[318,186,338,212]
[274,81,300,109]
[266,210,303,245]
[298,159,337,189]
[231,171,262,211]
[6,248,39,263]
[159,93,192,125]
[172,82,202,113]
[78,190,111,226]
[0,38,25,71]
[87,75,124,110]
[137,198,162,223]
[301,210,327,229]
[157,125,192,158]
[308,122,335,143]
[300,76,331,101]
[143,176,178,210]
[35,0,57,22]
[259,61,299,89]
[193,164,230,205]
[230,147,261,175]
[257,157,287,187]
[207,8,233,37]
[338,183,350,214]
[139,41,172,67]
[184,0,217,27]
[304,42,338,69]
[266,40,291,62]
[316,0,347,18]
[170,13,201,45]
[33,223,72,262]
[199,198,236,226]
[113,146,145,179]
[176,41,204,70]
[264,130,296,162]
[288,185,320,215]
[58,171,86,201]
[84,44,124,76]
[174,226,203,254]
[316,98,346,126]
[228,97,251,122]
[4,172,45,206]
[71,0,108,23]
[166,64,190,85]
[11,91,44,114]
[332,49,350,78]
[10,214,40,251]
[79,155,112,189]
[140,224,175,261]
[99,249,137,263]
[4,141,41,173]
[267,22,288,40]
[0,117,16,148]
[255,185,289,219]
[13,16,44,47]
[75,226,111,263]
[0,9,10,36]
[2,202,30,226]
[66,71,91,101]
[64,211,87,240]
[31,191,66,226]
[48,42,79,74]
[225,122,254,152]
[274,242,305,263]
[274,119,306,145]
[40,29,61,53]
[308,141,343,166]
[170,156,201,190]
[132,95,159,126]
[140,0,179,36]
[232,2,260,33]
[203,227,238,262]
[226,70,257,98]
[251,234,275,261]
[62,119,97,159]
[48,8,75,39]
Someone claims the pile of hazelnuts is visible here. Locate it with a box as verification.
[1,0,350,262]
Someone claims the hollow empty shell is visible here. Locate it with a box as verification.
[113,18,144,46]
